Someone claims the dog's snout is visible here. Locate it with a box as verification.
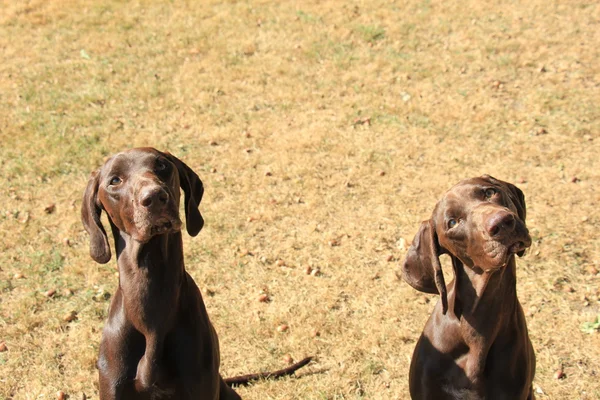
[140,186,169,209]
[486,212,516,237]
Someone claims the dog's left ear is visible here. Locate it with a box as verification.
[164,153,204,236]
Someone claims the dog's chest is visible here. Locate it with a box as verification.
[120,267,179,331]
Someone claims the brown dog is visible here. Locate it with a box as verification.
[400,175,535,400]
[82,148,310,400]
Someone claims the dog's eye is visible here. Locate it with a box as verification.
[109,176,122,186]
[155,160,168,172]
[484,188,497,199]
[448,219,458,229]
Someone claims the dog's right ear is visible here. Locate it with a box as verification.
[81,170,111,264]
[400,219,448,314]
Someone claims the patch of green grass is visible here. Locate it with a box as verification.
[581,316,600,334]
[296,10,322,23]
[354,25,386,42]
[24,248,65,276]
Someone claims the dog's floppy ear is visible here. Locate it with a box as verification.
[164,153,204,236]
[81,170,111,264]
[401,219,448,314]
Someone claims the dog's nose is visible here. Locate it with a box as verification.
[140,186,169,209]
[486,212,516,237]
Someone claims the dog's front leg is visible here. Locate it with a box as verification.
[135,333,164,391]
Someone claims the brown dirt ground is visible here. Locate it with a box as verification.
[0,0,599,399]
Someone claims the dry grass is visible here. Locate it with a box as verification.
[1,0,599,399]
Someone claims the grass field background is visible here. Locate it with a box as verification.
[1,1,599,399]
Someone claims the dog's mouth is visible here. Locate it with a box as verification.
[508,240,529,255]
[151,215,182,234]
[483,236,531,269]
[134,213,183,242]
[150,219,175,235]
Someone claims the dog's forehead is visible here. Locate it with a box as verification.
[433,193,465,221]
[443,180,482,201]
[445,176,500,197]
[452,176,495,190]
[434,176,498,214]
[102,148,161,173]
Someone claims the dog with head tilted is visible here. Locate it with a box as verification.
[400,175,536,400]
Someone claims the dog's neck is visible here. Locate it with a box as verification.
[450,255,518,322]
[446,255,523,391]
[114,229,185,276]
[110,223,187,329]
